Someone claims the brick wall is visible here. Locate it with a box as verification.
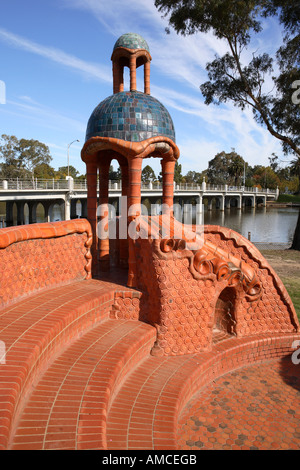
[132,220,299,356]
[0,220,92,309]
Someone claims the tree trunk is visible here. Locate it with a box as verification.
[291,209,300,250]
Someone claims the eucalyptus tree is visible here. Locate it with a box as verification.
[0,134,52,181]
[154,0,300,248]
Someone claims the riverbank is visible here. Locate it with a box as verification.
[267,194,300,207]
[261,249,300,320]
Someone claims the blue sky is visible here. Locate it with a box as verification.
[0,0,287,177]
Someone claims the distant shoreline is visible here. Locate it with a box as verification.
[267,202,300,207]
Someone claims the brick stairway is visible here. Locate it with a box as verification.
[1,277,299,451]
[0,275,154,450]
[9,318,156,450]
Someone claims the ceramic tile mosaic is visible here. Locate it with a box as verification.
[113,32,150,52]
[86,91,176,142]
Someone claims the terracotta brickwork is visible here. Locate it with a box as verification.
[131,217,299,356]
[0,220,92,309]
[110,290,142,321]
[1,33,300,451]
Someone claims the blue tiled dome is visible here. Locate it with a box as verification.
[85,91,176,143]
[113,33,150,52]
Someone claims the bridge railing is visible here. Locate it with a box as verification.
[0,179,277,194]
[0,179,88,191]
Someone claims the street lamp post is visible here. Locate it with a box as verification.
[67,139,80,178]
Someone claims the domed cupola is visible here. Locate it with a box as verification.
[81,33,180,285]
[85,33,176,143]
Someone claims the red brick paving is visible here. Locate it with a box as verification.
[177,357,300,450]
[10,318,155,450]
[1,264,299,450]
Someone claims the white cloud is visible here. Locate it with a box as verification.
[0,28,111,83]
[1,3,287,174]
[6,98,86,134]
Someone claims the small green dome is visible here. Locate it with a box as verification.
[113,33,150,53]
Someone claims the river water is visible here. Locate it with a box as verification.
[0,203,298,245]
[201,206,299,245]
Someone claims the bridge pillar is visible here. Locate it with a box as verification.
[81,199,88,218]
[64,196,71,221]
[220,196,225,211]
[237,195,242,210]
[43,201,51,223]
[197,195,203,213]
[207,198,213,211]
[5,202,13,227]
[183,201,193,225]
[225,197,231,209]
[70,199,78,219]
[16,201,25,226]
[29,202,37,224]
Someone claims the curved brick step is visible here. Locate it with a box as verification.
[0,278,139,450]
[8,318,156,450]
[106,332,300,450]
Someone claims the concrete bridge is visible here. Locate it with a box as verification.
[0,178,279,227]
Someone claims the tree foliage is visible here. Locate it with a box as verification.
[155,0,300,157]
[56,165,79,179]
[207,150,246,186]
[155,0,300,248]
[0,134,52,180]
[142,165,157,182]
[109,165,122,181]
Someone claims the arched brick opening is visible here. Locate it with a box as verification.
[213,286,237,340]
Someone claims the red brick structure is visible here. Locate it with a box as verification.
[0,34,299,451]
[0,220,92,309]
[82,33,179,284]
[81,33,299,357]
[112,216,299,356]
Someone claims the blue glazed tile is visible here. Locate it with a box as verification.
[86,91,175,143]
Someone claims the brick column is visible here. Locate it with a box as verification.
[113,61,124,94]
[144,60,150,95]
[127,157,142,287]
[86,162,98,276]
[130,55,137,91]
[113,62,120,94]
[98,163,110,271]
[161,159,175,211]
[119,163,129,267]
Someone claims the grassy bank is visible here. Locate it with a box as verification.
[261,249,300,321]
[277,194,300,204]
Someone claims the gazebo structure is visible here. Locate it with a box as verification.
[0,33,299,451]
[81,33,299,358]
[81,33,180,286]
